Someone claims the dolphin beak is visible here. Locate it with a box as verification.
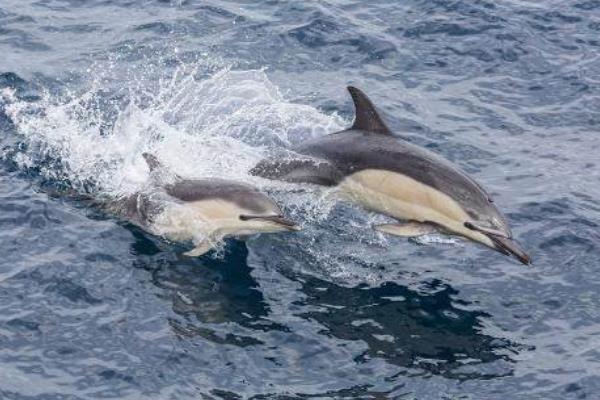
[269,215,301,231]
[464,221,531,265]
[240,214,300,231]
[489,235,531,266]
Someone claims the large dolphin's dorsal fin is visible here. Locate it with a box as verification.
[347,86,392,135]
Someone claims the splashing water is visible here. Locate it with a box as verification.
[1,63,381,273]
[2,65,344,198]
[0,61,465,286]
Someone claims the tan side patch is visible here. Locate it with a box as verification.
[339,169,494,247]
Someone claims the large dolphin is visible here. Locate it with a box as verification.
[251,87,531,265]
[110,153,298,256]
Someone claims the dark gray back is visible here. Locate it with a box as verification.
[251,157,343,187]
[253,129,508,230]
[165,178,278,214]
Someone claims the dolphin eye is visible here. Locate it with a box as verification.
[239,215,250,221]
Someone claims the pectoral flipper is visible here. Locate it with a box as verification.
[183,240,214,257]
[375,222,440,237]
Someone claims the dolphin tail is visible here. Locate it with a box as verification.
[488,235,531,266]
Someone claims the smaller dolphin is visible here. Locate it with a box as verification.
[251,87,531,265]
[111,153,298,256]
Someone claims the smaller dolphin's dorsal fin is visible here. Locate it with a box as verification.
[142,152,181,184]
[142,153,162,172]
[347,86,392,135]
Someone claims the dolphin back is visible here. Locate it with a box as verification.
[251,156,344,187]
[165,179,279,214]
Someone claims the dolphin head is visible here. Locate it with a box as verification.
[235,192,300,234]
[162,178,299,237]
[463,203,531,265]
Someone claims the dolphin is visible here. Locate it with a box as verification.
[110,153,299,256]
[250,87,531,265]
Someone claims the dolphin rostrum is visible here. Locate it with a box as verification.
[111,153,299,256]
[250,87,531,265]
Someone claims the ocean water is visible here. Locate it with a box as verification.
[1,0,599,399]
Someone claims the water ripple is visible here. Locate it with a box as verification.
[0,0,599,399]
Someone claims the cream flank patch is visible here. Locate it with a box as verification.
[151,199,284,244]
[151,199,243,242]
[338,169,494,247]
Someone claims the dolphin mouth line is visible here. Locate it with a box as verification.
[464,221,509,239]
[240,214,300,230]
[464,221,531,265]
[488,235,531,266]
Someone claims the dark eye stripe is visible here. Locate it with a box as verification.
[240,214,282,221]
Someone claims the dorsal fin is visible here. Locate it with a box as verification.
[142,153,181,184]
[347,86,392,135]
[142,152,162,172]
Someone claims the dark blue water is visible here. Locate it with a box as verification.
[1,1,600,399]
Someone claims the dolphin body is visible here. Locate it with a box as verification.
[251,87,531,265]
[111,153,298,256]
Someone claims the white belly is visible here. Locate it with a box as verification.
[150,199,281,244]
[151,200,243,243]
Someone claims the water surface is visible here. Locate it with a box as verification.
[1,0,599,399]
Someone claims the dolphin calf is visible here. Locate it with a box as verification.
[111,153,298,256]
[251,87,531,265]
